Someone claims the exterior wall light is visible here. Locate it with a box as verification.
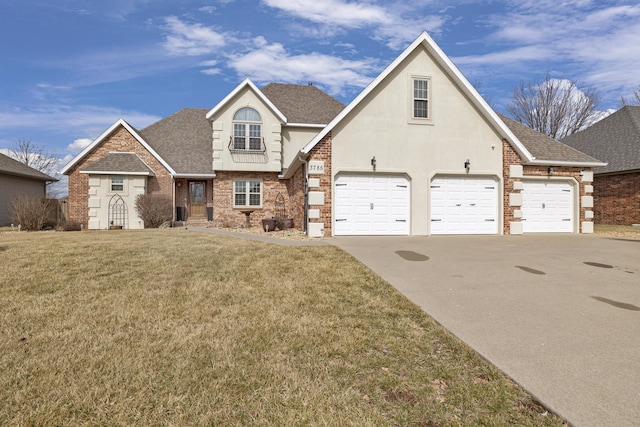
[371,156,377,171]
[464,159,471,170]
[548,166,554,176]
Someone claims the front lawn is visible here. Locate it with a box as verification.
[0,229,566,426]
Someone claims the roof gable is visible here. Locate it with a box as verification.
[0,152,57,181]
[60,119,176,175]
[561,106,640,173]
[300,32,534,162]
[260,83,345,125]
[205,78,287,122]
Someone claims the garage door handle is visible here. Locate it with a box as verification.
[431,219,442,222]
[456,204,461,206]
[470,203,476,206]
[370,203,374,210]
[485,219,495,221]
[395,219,406,222]
[336,218,347,222]
[562,219,571,221]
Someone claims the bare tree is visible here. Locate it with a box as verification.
[507,75,601,139]
[620,85,640,106]
[9,138,58,176]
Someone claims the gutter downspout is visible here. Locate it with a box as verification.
[298,155,309,234]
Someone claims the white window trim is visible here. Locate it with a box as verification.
[409,75,433,125]
[233,179,263,208]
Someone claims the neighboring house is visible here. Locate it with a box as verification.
[62,32,603,235]
[562,106,640,225]
[0,152,58,226]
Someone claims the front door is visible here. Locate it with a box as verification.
[189,181,206,218]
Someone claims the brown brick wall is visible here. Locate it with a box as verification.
[306,132,332,236]
[502,139,521,234]
[287,165,306,232]
[212,171,296,229]
[593,172,640,225]
[66,126,173,228]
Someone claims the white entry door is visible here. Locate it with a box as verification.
[521,180,574,232]
[334,174,410,235]
[430,176,499,235]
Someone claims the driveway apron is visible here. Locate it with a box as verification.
[334,234,640,427]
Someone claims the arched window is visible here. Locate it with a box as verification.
[233,107,262,150]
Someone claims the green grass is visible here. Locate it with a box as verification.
[0,229,566,426]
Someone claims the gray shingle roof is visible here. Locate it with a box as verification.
[561,106,640,174]
[80,152,154,175]
[261,83,345,124]
[139,108,214,175]
[0,152,57,181]
[499,114,602,165]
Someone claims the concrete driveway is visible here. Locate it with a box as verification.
[333,234,640,427]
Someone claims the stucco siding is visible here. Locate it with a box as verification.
[211,87,283,172]
[331,46,504,236]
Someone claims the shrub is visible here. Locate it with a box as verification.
[60,220,82,231]
[9,194,54,231]
[135,194,173,228]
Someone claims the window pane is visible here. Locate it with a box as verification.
[249,124,261,137]
[249,194,260,206]
[235,181,246,193]
[249,181,260,193]
[234,136,246,150]
[233,107,261,121]
[414,79,428,99]
[111,176,124,191]
[414,100,428,118]
[235,194,246,206]
[234,123,246,136]
[249,137,261,150]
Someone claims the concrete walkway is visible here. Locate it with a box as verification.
[333,234,640,427]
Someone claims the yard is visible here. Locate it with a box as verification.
[0,229,566,426]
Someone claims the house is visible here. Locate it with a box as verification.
[62,32,604,235]
[0,152,58,226]
[561,106,640,225]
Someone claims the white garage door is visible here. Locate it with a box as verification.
[521,180,574,233]
[430,176,499,235]
[334,175,410,235]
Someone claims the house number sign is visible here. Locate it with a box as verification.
[308,161,325,174]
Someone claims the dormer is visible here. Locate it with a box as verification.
[207,79,345,173]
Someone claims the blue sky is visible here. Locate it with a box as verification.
[1,0,639,193]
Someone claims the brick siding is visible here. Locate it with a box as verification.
[66,126,173,228]
[212,171,295,229]
[305,132,332,236]
[594,171,640,225]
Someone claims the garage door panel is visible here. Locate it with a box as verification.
[430,176,499,235]
[335,175,410,236]
[522,181,574,233]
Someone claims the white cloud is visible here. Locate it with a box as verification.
[262,0,390,28]
[67,138,93,153]
[226,38,379,95]
[262,0,449,49]
[469,1,640,106]
[163,16,228,56]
